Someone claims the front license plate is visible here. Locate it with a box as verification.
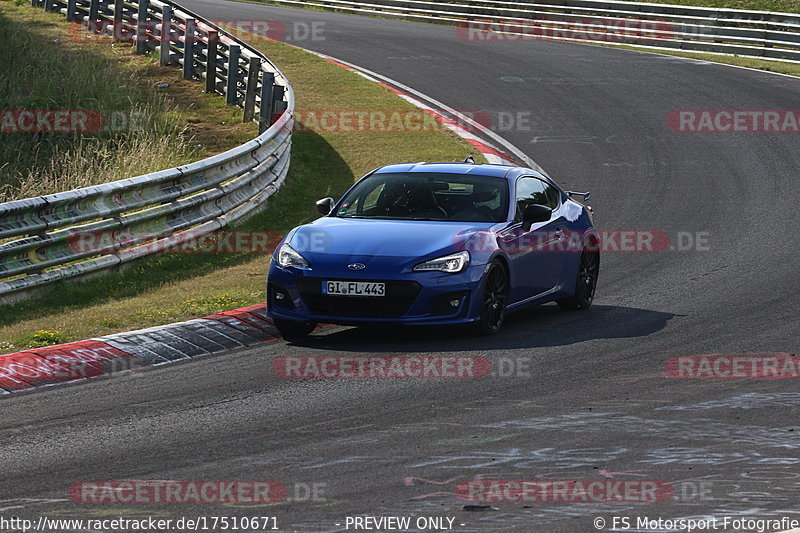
[322,281,385,297]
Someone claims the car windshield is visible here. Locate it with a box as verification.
[334,172,509,222]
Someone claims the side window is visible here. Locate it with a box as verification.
[515,177,556,222]
[544,182,561,209]
[362,183,385,211]
[338,182,384,216]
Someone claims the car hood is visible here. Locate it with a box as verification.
[287,217,497,265]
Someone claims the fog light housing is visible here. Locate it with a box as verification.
[431,291,469,316]
[269,284,293,309]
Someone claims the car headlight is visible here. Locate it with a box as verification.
[414,251,470,273]
[277,243,310,269]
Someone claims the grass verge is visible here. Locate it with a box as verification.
[578,0,800,12]
[0,30,485,351]
[0,1,255,202]
[601,44,800,76]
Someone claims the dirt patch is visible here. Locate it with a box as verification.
[118,45,257,156]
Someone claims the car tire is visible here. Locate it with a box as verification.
[476,259,508,335]
[274,318,317,340]
[558,248,599,311]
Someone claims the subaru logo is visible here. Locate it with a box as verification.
[348,263,366,271]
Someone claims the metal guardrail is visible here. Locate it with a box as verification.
[0,0,294,299]
[262,0,800,62]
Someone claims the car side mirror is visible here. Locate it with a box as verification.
[316,197,335,215]
[522,204,551,231]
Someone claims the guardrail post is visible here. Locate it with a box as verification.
[272,85,286,112]
[271,85,286,125]
[258,72,275,134]
[113,0,125,42]
[205,30,219,94]
[135,0,149,54]
[89,0,99,25]
[226,44,241,106]
[160,5,173,66]
[66,0,77,21]
[43,0,53,11]
[183,19,196,80]
[242,57,260,123]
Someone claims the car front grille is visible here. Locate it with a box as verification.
[297,278,421,318]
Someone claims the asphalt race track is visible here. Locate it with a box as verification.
[2,3,799,532]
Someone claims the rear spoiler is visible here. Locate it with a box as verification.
[567,190,591,201]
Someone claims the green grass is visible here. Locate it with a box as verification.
[606,44,800,75]
[0,29,484,351]
[0,3,188,201]
[10,329,68,349]
[601,0,800,11]
[0,2,257,202]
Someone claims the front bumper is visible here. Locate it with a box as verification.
[267,263,486,326]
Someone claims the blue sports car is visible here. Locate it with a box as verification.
[267,159,598,338]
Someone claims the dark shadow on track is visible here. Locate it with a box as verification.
[290,304,676,352]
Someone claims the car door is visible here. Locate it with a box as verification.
[500,176,568,303]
